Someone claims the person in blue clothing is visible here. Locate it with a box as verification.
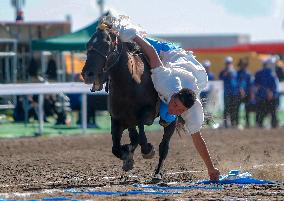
[236,58,253,128]
[254,57,279,128]
[203,60,215,81]
[219,56,239,128]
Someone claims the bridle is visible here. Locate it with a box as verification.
[87,33,123,73]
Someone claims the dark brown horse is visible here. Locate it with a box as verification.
[81,22,176,180]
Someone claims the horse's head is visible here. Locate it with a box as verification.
[81,22,121,91]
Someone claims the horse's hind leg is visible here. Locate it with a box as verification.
[153,121,176,182]
[138,124,155,159]
[128,127,139,150]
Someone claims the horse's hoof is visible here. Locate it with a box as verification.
[122,158,134,172]
[141,143,155,159]
[122,152,134,172]
[151,173,162,183]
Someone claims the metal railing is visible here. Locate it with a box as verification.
[0,82,107,135]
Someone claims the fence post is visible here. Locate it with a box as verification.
[81,93,87,134]
[38,94,44,135]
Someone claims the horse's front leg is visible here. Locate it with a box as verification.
[138,124,155,159]
[111,117,124,159]
[111,118,135,171]
[153,121,176,182]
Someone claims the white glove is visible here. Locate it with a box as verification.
[111,16,139,42]
[119,26,137,42]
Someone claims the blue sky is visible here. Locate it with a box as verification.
[213,0,273,17]
[0,0,283,42]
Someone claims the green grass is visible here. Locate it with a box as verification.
[1,110,284,138]
[0,112,162,138]
[206,110,284,128]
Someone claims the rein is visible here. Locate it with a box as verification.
[87,35,124,73]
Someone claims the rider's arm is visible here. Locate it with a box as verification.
[133,36,163,69]
[191,131,220,181]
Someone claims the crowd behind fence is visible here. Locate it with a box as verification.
[200,54,284,128]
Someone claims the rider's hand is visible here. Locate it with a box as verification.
[113,24,138,43]
[208,167,220,181]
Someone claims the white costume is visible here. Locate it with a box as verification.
[112,17,208,134]
[151,49,208,135]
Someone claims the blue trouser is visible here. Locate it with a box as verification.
[159,101,176,123]
[145,38,180,55]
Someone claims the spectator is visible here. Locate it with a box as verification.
[28,95,54,123]
[13,96,25,122]
[87,94,100,128]
[254,57,279,128]
[67,93,101,128]
[28,95,45,122]
[274,55,284,82]
[200,60,215,125]
[27,57,39,78]
[219,56,239,128]
[203,60,215,81]
[236,58,253,128]
[44,95,56,118]
[46,56,57,80]
[67,93,82,125]
[200,60,215,101]
[67,73,100,128]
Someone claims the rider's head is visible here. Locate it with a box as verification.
[168,88,196,115]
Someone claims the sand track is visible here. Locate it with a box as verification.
[0,128,283,200]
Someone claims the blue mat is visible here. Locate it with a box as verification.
[65,189,180,195]
[133,184,224,191]
[197,170,274,185]
[134,170,275,192]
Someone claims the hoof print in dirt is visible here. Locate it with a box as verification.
[141,143,155,159]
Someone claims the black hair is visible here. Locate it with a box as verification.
[175,88,196,109]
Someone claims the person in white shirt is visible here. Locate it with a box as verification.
[114,23,220,181]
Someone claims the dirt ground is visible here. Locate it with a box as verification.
[0,128,283,200]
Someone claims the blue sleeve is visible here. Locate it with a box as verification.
[159,101,176,123]
[219,70,225,80]
[254,72,261,86]
[247,73,252,89]
[145,37,180,55]
[211,73,215,80]
[208,72,215,81]
[269,76,277,92]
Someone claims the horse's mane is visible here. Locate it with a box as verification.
[124,42,149,84]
